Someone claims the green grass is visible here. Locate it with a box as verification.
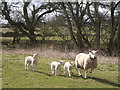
[2,54,119,88]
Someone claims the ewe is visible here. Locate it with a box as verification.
[51,61,65,76]
[75,50,98,79]
[25,54,38,71]
[64,62,74,77]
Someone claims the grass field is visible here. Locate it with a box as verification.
[1,27,119,88]
[2,54,119,88]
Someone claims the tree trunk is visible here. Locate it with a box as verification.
[29,33,37,43]
[67,21,79,48]
[95,22,100,49]
[29,36,37,43]
[108,2,115,56]
[118,13,120,58]
[61,3,79,49]
[76,30,84,48]
[67,2,91,48]
[94,2,100,49]
[13,37,16,44]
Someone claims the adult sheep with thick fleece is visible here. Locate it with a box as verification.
[25,54,38,72]
[64,62,74,77]
[75,50,98,79]
[51,61,65,76]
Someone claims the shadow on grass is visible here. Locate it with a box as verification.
[64,74,120,87]
[72,74,82,79]
[36,71,52,76]
[91,77,120,87]
[59,74,81,79]
[35,70,120,87]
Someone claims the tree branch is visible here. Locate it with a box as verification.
[23,2,31,26]
[2,2,29,36]
[86,2,95,24]
[61,2,78,47]
[34,8,55,26]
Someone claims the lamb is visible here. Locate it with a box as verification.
[25,54,38,72]
[51,61,65,76]
[75,50,98,79]
[64,62,74,77]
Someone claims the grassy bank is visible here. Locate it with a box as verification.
[2,54,119,88]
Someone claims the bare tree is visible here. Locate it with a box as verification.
[60,2,91,49]
[2,1,55,43]
[117,12,120,57]
[107,1,120,55]
[60,2,78,48]
[87,2,100,49]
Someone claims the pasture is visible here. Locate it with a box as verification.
[1,1,120,88]
[1,27,119,88]
[2,53,119,88]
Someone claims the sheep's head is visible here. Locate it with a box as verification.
[70,62,74,67]
[60,60,65,65]
[33,54,38,58]
[89,50,98,59]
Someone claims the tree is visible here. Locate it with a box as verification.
[107,1,120,55]
[87,2,100,49]
[2,1,55,43]
[60,2,78,48]
[117,12,120,57]
[60,2,91,49]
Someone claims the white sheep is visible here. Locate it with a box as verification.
[75,50,98,79]
[25,54,38,72]
[64,62,74,77]
[51,61,65,76]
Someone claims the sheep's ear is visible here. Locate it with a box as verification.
[89,50,91,52]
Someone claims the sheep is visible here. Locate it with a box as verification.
[25,54,38,72]
[75,50,98,79]
[51,61,65,76]
[64,62,74,77]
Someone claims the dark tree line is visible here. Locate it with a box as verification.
[1,1,120,56]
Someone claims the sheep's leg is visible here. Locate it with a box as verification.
[64,67,66,75]
[68,68,71,77]
[85,70,87,79]
[78,68,82,77]
[32,63,34,71]
[36,64,38,72]
[59,68,62,75]
[61,67,63,72]
[25,63,27,70]
[55,67,58,76]
[90,68,93,78]
[25,65,27,70]
[27,64,29,70]
[25,59,27,70]
[51,66,55,75]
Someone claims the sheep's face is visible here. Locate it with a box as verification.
[71,62,74,67]
[60,60,65,65]
[33,54,38,57]
[89,50,98,59]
